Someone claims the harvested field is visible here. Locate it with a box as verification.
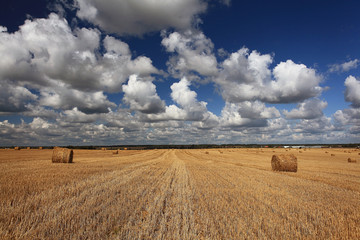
[0,148,359,239]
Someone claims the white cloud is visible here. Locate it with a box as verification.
[0,14,159,94]
[294,116,334,134]
[333,108,360,127]
[162,30,218,77]
[344,75,360,108]
[192,112,219,129]
[283,98,327,119]
[29,117,51,129]
[220,102,271,128]
[61,108,99,123]
[170,77,209,119]
[141,77,214,124]
[329,59,359,73]
[220,0,232,6]
[39,81,116,114]
[0,81,37,114]
[76,0,207,36]
[237,101,280,119]
[122,75,165,114]
[23,104,59,119]
[268,60,323,103]
[216,48,323,103]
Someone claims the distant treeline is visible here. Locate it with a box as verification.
[3,143,358,150]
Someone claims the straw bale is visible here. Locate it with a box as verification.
[52,147,73,163]
[27,147,30,150]
[113,150,119,154]
[14,147,20,150]
[271,154,297,172]
[39,147,43,150]
[348,158,357,163]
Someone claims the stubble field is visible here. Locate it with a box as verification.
[0,148,359,239]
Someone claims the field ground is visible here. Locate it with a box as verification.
[0,148,359,239]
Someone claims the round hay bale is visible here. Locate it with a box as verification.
[271,154,297,172]
[39,147,43,150]
[14,147,20,150]
[348,158,357,163]
[113,150,119,154]
[52,147,73,163]
[27,147,30,150]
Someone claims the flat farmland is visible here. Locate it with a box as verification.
[0,148,359,239]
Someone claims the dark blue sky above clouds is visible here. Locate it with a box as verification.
[0,0,359,146]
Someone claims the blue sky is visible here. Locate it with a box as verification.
[0,0,359,146]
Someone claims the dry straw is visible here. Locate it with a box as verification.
[52,147,73,163]
[271,154,297,172]
[348,158,357,163]
[113,150,119,154]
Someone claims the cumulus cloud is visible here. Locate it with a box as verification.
[61,108,100,123]
[283,98,327,119]
[170,78,209,119]
[142,77,214,124]
[0,13,158,93]
[294,116,334,134]
[219,102,279,128]
[76,0,207,36]
[237,101,280,119]
[269,60,323,103]
[0,81,37,114]
[162,30,218,77]
[344,75,360,108]
[216,48,323,103]
[39,81,116,114]
[122,75,166,114]
[329,59,359,73]
[23,104,59,119]
[333,108,360,127]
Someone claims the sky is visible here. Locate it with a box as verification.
[0,0,359,146]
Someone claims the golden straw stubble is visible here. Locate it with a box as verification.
[271,154,297,172]
[52,147,73,163]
